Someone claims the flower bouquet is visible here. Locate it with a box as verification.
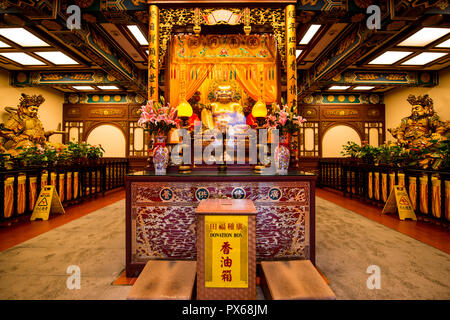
[137,99,180,174]
[263,104,307,174]
[264,104,307,136]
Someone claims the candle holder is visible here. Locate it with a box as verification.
[253,116,266,174]
[178,116,192,174]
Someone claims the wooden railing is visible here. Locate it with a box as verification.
[0,158,128,225]
[319,158,450,226]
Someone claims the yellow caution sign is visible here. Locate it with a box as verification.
[204,215,248,288]
[382,185,417,221]
[30,185,65,221]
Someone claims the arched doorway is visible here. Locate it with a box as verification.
[86,124,126,157]
[322,125,362,158]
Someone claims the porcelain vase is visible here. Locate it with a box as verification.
[153,136,169,175]
[275,134,290,175]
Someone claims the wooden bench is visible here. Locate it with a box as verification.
[261,260,336,300]
[127,260,196,300]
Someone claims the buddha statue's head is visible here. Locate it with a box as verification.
[214,85,234,103]
[18,93,45,118]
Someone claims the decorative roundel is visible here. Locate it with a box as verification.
[135,94,145,104]
[268,187,282,201]
[369,94,380,104]
[195,187,210,201]
[159,188,174,202]
[232,187,246,199]
[68,93,80,104]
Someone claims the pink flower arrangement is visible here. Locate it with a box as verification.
[263,104,306,135]
[137,99,181,136]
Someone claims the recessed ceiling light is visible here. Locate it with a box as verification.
[368,51,413,65]
[72,86,95,91]
[35,51,79,65]
[0,52,45,65]
[296,50,303,58]
[127,25,148,46]
[436,39,450,48]
[146,50,149,55]
[299,25,321,45]
[0,28,50,47]
[97,85,120,90]
[353,86,375,90]
[0,40,10,48]
[401,52,448,65]
[397,28,450,47]
[329,86,350,90]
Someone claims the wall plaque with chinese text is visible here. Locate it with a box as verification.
[204,215,248,288]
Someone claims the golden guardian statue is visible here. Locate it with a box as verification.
[388,94,449,148]
[0,93,61,156]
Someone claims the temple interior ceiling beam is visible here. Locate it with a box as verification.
[9,70,122,87]
[297,1,450,98]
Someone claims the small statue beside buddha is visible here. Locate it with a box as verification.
[201,84,246,131]
[388,94,449,148]
[0,93,60,157]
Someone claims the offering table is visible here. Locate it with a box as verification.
[125,170,316,277]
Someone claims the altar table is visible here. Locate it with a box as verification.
[125,170,316,277]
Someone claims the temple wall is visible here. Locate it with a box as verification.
[0,69,64,144]
[384,68,450,141]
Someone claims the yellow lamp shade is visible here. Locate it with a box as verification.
[177,100,193,117]
[251,100,267,118]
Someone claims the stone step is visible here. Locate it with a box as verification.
[127,260,196,300]
[261,260,336,300]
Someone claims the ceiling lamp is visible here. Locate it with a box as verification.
[0,28,50,47]
[73,86,95,91]
[436,39,450,48]
[296,50,303,58]
[97,85,120,90]
[0,40,10,48]
[127,25,148,46]
[0,52,45,65]
[397,28,450,47]
[368,51,413,65]
[35,51,79,65]
[329,86,350,90]
[353,86,375,90]
[401,52,448,65]
[299,25,321,45]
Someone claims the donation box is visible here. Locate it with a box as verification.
[196,199,257,300]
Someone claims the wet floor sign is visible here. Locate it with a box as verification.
[30,185,65,221]
[382,185,417,221]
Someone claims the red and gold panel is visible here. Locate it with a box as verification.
[130,181,311,264]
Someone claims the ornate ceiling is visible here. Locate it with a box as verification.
[0,0,448,99]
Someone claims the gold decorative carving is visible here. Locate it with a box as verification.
[89,108,125,117]
[159,7,286,66]
[324,109,359,117]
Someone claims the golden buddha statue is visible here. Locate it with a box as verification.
[388,94,448,147]
[201,84,246,131]
[0,93,57,156]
